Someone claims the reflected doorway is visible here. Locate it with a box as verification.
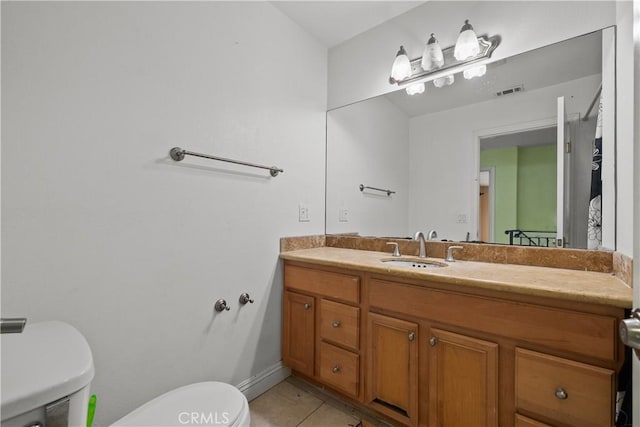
[479,168,494,243]
[479,126,558,245]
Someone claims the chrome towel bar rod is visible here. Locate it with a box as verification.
[359,184,396,196]
[170,147,284,177]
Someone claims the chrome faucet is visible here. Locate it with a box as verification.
[413,231,427,258]
[427,230,438,240]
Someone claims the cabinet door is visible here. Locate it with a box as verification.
[282,291,315,377]
[367,312,418,425]
[428,328,498,427]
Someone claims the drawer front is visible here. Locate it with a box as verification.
[320,299,360,350]
[515,348,614,427]
[514,414,552,427]
[369,279,618,361]
[319,342,359,397]
[285,264,359,304]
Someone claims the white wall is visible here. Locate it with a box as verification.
[1,2,326,425]
[328,1,615,109]
[408,75,601,242]
[326,96,409,237]
[616,0,635,256]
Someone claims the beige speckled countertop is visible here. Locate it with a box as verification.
[280,247,633,308]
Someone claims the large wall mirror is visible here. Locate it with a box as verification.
[326,28,616,250]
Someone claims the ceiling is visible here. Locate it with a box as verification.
[271,1,424,48]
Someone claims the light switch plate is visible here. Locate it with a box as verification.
[339,208,349,222]
[298,203,310,222]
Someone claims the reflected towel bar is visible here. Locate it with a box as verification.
[169,147,283,177]
[359,184,396,196]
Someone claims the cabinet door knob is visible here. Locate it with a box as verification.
[332,365,341,373]
[555,387,568,400]
[332,321,341,328]
[408,332,416,341]
[429,337,438,347]
[304,303,311,310]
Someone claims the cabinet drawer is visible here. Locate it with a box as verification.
[285,265,359,303]
[515,348,614,427]
[319,342,359,397]
[320,299,359,350]
[514,414,551,427]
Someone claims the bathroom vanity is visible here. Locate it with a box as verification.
[280,246,632,427]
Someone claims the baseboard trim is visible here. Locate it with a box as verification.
[235,361,291,402]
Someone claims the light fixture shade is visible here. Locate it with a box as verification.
[421,34,444,71]
[433,74,455,88]
[463,64,487,79]
[390,46,412,82]
[405,82,425,95]
[454,20,480,61]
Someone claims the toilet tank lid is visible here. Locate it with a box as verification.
[1,320,95,420]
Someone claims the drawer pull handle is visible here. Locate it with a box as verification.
[332,365,341,373]
[429,337,438,346]
[407,332,416,341]
[304,303,312,310]
[555,387,568,400]
[332,321,341,328]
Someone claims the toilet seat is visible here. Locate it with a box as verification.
[110,382,249,427]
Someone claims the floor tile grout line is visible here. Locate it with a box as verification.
[295,402,325,426]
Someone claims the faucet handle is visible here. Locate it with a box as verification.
[386,242,401,257]
[445,246,464,262]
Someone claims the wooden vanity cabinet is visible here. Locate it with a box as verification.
[282,290,315,377]
[282,261,625,427]
[366,313,419,425]
[428,328,498,427]
[283,263,362,400]
[367,276,623,427]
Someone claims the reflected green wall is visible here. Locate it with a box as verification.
[517,145,557,231]
[480,147,518,244]
[480,144,556,243]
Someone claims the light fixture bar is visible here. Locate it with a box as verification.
[389,35,500,86]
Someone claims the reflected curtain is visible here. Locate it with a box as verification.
[587,96,603,249]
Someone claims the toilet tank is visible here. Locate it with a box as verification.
[1,321,95,427]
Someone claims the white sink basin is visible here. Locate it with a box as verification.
[381,258,447,269]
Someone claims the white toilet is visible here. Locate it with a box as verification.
[1,321,95,427]
[110,381,250,427]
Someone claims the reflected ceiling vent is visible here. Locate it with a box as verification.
[496,84,524,97]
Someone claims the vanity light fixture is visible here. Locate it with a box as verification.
[406,82,426,95]
[454,20,480,60]
[388,21,499,91]
[463,64,487,79]
[390,45,412,82]
[433,74,455,88]
[421,34,444,71]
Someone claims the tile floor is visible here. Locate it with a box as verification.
[249,379,362,427]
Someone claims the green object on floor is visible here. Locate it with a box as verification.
[87,394,97,427]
